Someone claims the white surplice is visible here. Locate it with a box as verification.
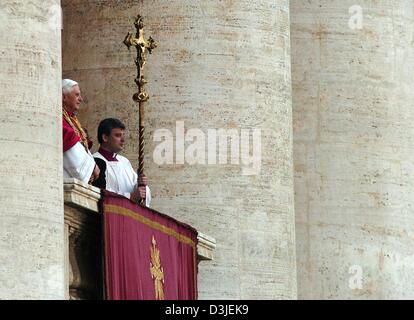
[93,151,152,207]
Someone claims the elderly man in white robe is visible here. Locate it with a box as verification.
[62,79,99,183]
[92,118,151,207]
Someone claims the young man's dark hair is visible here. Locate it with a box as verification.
[97,118,126,144]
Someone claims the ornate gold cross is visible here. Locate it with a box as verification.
[123,15,156,195]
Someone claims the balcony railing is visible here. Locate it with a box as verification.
[63,178,216,300]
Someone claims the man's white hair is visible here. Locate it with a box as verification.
[62,79,79,94]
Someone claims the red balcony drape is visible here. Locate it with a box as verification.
[101,191,198,300]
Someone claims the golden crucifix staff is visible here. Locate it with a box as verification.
[123,15,156,202]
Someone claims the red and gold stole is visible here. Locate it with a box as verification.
[62,108,89,151]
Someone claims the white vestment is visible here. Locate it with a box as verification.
[93,151,152,207]
[63,141,95,183]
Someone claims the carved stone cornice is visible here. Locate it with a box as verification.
[64,178,101,213]
[197,233,216,261]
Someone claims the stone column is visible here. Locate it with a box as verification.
[0,1,64,299]
[62,0,296,299]
[291,0,414,299]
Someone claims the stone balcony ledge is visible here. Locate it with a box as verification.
[64,178,101,212]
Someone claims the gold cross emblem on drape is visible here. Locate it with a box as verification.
[150,236,165,300]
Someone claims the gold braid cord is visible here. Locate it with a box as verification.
[63,108,89,151]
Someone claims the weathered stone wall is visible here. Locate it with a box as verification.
[0,0,64,299]
[62,0,296,299]
[291,0,414,299]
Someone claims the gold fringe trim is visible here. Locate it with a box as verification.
[104,204,196,249]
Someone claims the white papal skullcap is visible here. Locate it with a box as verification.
[62,79,79,93]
